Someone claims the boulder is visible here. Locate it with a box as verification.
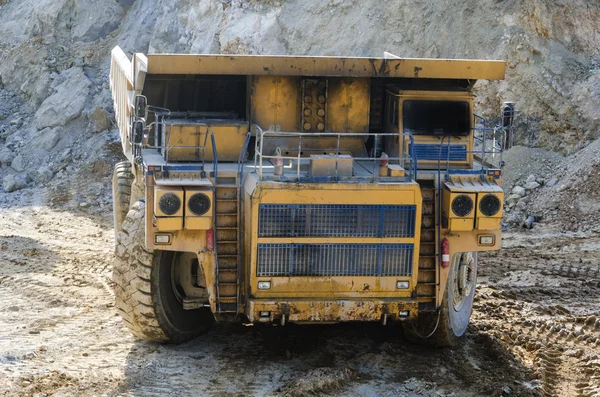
[3,174,26,192]
[35,67,91,129]
[35,166,55,184]
[524,181,540,190]
[39,127,64,150]
[526,174,536,184]
[0,148,15,165]
[11,154,25,172]
[506,194,521,204]
[547,177,558,187]
[511,185,526,197]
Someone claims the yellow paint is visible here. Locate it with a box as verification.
[327,78,370,133]
[144,53,506,80]
[163,122,249,162]
[476,217,501,230]
[388,165,405,177]
[155,217,183,231]
[448,218,474,231]
[185,217,212,230]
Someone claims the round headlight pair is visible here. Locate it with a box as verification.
[158,192,211,216]
[451,194,501,217]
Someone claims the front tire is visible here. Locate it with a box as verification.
[113,201,214,343]
[405,252,478,347]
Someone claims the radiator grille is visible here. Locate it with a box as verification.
[410,144,467,161]
[257,244,414,277]
[258,204,416,238]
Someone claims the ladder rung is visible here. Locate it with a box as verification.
[219,297,237,303]
[218,254,237,258]
[216,227,238,230]
[218,281,237,285]
[217,240,237,243]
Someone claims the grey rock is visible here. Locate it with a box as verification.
[525,174,536,184]
[524,181,540,190]
[511,185,526,197]
[35,67,91,129]
[506,193,521,204]
[558,183,571,192]
[547,177,558,187]
[3,174,26,192]
[11,154,25,172]
[536,177,545,185]
[39,127,64,150]
[0,126,17,139]
[35,166,54,184]
[0,148,15,165]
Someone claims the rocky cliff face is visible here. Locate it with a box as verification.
[0,0,598,196]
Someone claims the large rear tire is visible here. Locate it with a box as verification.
[113,201,214,343]
[405,252,478,347]
[112,161,134,234]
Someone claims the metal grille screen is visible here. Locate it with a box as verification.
[257,244,414,277]
[258,204,416,238]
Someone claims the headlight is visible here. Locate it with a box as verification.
[451,194,474,217]
[158,192,182,215]
[188,192,211,216]
[479,194,501,217]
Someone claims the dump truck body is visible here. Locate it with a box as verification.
[110,47,507,343]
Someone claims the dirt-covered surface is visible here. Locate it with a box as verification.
[1,189,598,396]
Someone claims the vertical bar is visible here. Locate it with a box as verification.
[298,134,302,181]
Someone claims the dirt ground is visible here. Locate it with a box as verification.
[1,191,599,397]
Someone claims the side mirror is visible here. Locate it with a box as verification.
[134,95,148,119]
[132,120,144,145]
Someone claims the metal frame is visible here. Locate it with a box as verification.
[252,125,418,182]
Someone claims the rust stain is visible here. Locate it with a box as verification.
[413,66,423,78]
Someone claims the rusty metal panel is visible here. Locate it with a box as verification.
[251,76,300,131]
[162,121,249,162]
[301,79,327,132]
[327,78,370,133]
[145,53,506,80]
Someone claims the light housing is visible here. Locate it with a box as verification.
[158,193,182,216]
[451,194,474,217]
[188,192,211,216]
[479,194,501,217]
[396,281,410,289]
[399,311,410,318]
[155,234,171,244]
[257,281,271,290]
[478,235,495,245]
[184,188,213,230]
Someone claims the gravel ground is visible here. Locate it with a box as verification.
[1,189,599,396]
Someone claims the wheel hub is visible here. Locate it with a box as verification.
[452,252,475,311]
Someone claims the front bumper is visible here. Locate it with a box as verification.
[247,299,419,323]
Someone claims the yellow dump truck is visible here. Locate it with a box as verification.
[109,47,506,346]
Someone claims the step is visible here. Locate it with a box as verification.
[218,282,237,296]
[419,243,435,256]
[218,269,238,283]
[420,229,435,242]
[421,215,435,229]
[219,296,237,304]
[215,187,237,200]
[216,229,238,241]
[216,214,237,227]
[217,254,238,268]
[216,201,237,214]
